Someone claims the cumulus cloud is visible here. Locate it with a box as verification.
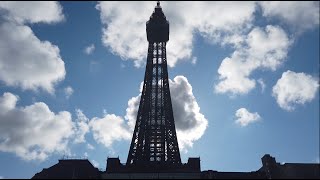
[170,76,208,150]
[125,76,208,151]
[235,108,261,127]
[215,25,291,95]
[0,2,65,93]
[73,109,89,144]
[259,1,319,33]
[0,22,66,93]
[89,114,131,148]
[0,1,64,24]
[0,92,74,161]
[84,44,95,55]
[74,108,132,149]
[97,1,256,67]
[87,143,95,150]
[272,70,319,111]
[257,78,266,93]
[72,109,132,150]
[125,95,141,130]
[64,86,74,99]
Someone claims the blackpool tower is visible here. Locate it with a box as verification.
[105,2,200,174]
[126,1,181,168]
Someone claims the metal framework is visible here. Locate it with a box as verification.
[126,2,181,167]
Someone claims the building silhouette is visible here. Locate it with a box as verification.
[32,2,319,179]
[32,154,320,179]
[32,159,100,179]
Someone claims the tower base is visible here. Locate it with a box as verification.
[105,157,200,173]
[102,157,201,179]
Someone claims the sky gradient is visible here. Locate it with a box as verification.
[0,1,319,178]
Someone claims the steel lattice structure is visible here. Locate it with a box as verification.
[126,2,181,167]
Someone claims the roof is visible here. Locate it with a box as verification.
[32,159,101,179]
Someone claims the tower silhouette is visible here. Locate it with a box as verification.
[126,1,181,168]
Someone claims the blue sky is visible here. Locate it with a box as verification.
[0,1,319,178]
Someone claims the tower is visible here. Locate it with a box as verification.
[104,2,200,175]
[126,1,182,169]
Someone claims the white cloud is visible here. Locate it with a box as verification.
[73,109,89,144]
[257,78,266,93]
[125,76,208,151]
[170,76,208,150]
[191,57,197,65]
[272,70,319,111]
[91,160,99,168]
[0,22,66,93]
[84,44,95,55]
[89,114,131,148]
[125,95,141,131]
[102,109,108,115]
[64,86,74,99]
[0,1,64,24]
[215,25,291,95]
[84,152,88,158]
[0,92,74,161]
[221,33,246,48]
[0,2,66,94]
[259,1,319,32]
[235,108,261,127]
[97,1,256,67]
[72,109,131,150]
[87,143,95,150]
